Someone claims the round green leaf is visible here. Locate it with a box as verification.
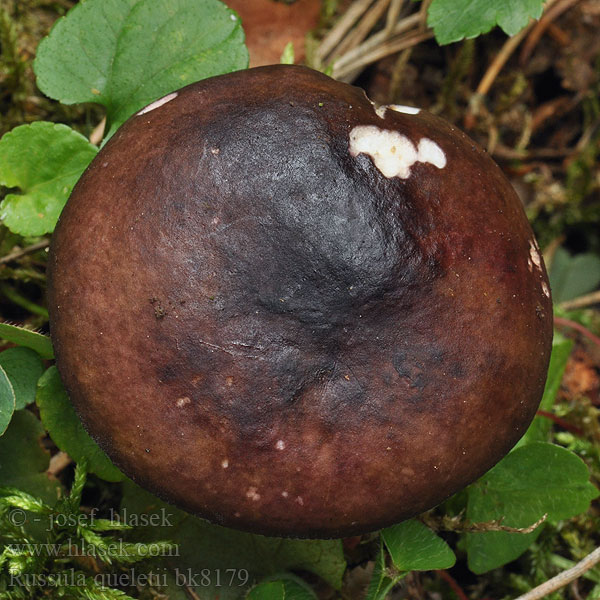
[247,582,285,600]
[0,322,54,359]
[381,519,456,571]
[466,442,599,574]
[34,0,249,136]
[36,366,124,482]
[0,410,61,503]
[0,365,16,435]
[0,122,98,236]
[0,347,45,410]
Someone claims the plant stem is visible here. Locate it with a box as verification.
[514,546,600,600]
[0,283,49,319]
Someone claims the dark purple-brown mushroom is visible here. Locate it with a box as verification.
[47,64,553,538]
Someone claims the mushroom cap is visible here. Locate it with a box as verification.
[47,65,553,538]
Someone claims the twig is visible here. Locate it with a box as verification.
[491,144,572,160]
[422,512,547,534]
[335,30,433,79]
[536,410,584,436]
[334,0,391,59]
[333,12,420,72]
[418,0,433,31]
[317,0,375,62]
[559,290,600,311]
[475,25,533,98]
[466,0,562,128]
[388,47,413,101]
[514,546,600,600]
[554,316,600,350]
[0,283,49,319]
[89,116,106,146]
[0,239,49,265]
[519,0,584,65]
[184,585,202,600]
[47,451,73,478]
[436,570,469,600]
[385,0,403,34]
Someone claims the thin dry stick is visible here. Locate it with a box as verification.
[47,451,73,478]
[514,546,600,600]
[317,0,375,62]
[334,0,392,59]
[335,30,433,79]
[474,0,562,99]
[418,0,433,30]
[475,26,533,97]
[560,290,600,311]
[554,316,600,349]
[89,116,106,146]
[0,239,49,265]
[519,0,584,65]
[385,0,404,34]
[333,12,421,72]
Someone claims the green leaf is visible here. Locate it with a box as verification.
[259,576,317,600]
[549,247,600,303]
[36,367,124,482]
[0,347,45,410]
[517,333,573,446]
[279,577,317,600]
[0,322,54,359]
[466,442,599,574]
[427,0,544,45]
[280,42,295,65]
[0,410,61,504]
[121,482,346,599]
[0,365,15,435]
[34,0,249,137]
[382,519,456,571]
[247,582,285,600]
[364,541,400,600]
[0,122,97,236]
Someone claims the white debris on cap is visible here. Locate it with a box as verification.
[349,125,446,179]
[374,105,387,119]
[542,281,550,298]
[417,138,447,169]
[529,241,543,271]
[137,92,178,116]
[389,104,421,115]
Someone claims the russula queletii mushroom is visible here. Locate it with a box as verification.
[47,65,553,538]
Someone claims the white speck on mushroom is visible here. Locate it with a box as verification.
[295,496,304,506]
[388,104,421,115]
[542,281,550,298]
[374,105,387,119]
[282,491,289,498]
[417,138,447,169]
[349,125,446,178]
[221,459,229,469]
[529,241,542,271]
[527,258,533,272]
[246,486,261,501]
[275,440,285,450]
[176,396,191,407]
[137,92,178,116]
